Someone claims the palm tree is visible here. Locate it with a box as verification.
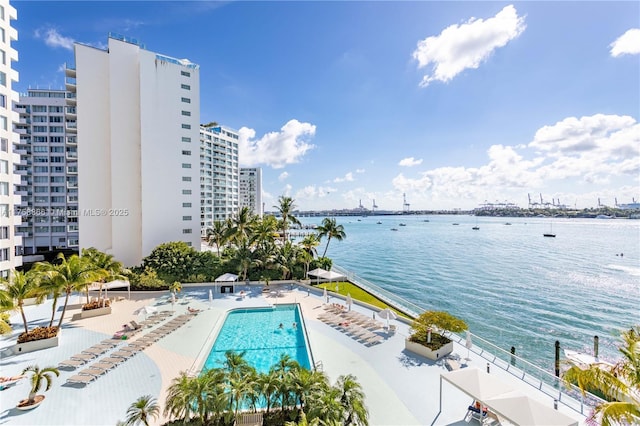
[37,253,105,329]
[336,374,369,426]
[291,368,327,412]
[0,270,43,334]
[300,234,320,258]
[563,326,640,426]
[124,395,160,426]
[256,370,280,414]
[271,354,300,410]
[274,196,301,243]
[306,384,343,425]
[285,411,321,426]
[275,241,301,280]
[32,263,64,328]
[229,206,256,245]
[81,248,126,303]
[20,365,59,406]
[169,281,182,299]
[317,217,346,257]
[164,372,197,422]
[207,220,229,257]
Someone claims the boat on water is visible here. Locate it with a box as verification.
[472,226,479,230]
[390,228,398,231]
[376,221,382,225]
[399,223,407,227]
[504,222,512,225]
[452,223,459,226]
[423,219,429,222]
[544,222,556,237]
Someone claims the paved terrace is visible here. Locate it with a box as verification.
[0,284,588,425]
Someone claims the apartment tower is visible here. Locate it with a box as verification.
[239,167,263,217]
[70,35,200,266]
[200,125,239,234]
[14,90,78,256]
[0,0,21,277]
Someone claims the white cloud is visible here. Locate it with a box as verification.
[333,172,355,183]
[238,119,316,169]
[391,114,639,207]
[610,28,640,57]
[412,5,525,87]
[356,168,365,174]
[294,185,336,201]
[278,172,289,182]
[35,28,75,50]
[398,157,423,167]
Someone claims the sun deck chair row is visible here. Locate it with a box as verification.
[65,348,142,385]
[317,313,383,346]
[58,339,123,369]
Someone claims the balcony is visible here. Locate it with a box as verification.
[64,64,76,78]
[65,92,76,105]
[67,167,77,174]
[65,77,76,92]
[66,181,78,189]
[65,106,77,118]
[66,152,78,160]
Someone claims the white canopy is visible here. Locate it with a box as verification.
[484,391,579,426]
[215,273,239,282]
[87,279,130,299]
[307,268,345,280]
[440,368,579,426]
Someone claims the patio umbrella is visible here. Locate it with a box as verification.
[378,308,397,328]
[133,305,157,319]
[209,289,213,308]
[171,292,176,312]
[346,293,352,311]
[466,330,473,360]
[323,286,328,304]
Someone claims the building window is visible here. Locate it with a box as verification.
[182,202,192,208]
[182,216,192,221]
[0,160,7,174]
[181,84,190,90]
[181,110,191,116]
[0,116,6,130]
[34,166,49,173]
[181,97,191,104]
[182,137,191,143]
[0,72,5,87]
[0,138,6,152]
[50,136,64,143]
[33,126,47,133]
[0,226,8,239]
[33,105,46,112]
[49,126,64,133]
[182,150,191,156]
[0,248,9,261]
[33,116,47,123]
[0,204,7,218]
[182,176,191,182]
[182,229,193,234]
[49,106,64,113]
[0,94,5,108]
[181,163,191,169]
[49,115,63,122]
[35,226,49,233]
[182,190,192,195]
[0,182,7,195]
[181,71,190,77]
[181,124,191,129]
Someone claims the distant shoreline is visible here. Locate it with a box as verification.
[277,208,640,219]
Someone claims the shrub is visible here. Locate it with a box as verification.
[17,326,59,343]
[0,313,11,335]
[128,267,167,290]
[409,311,467,350]
[82,299,111,311]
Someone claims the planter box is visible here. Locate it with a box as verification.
[12,336,59,355]
[79,306,112,319]
[405,338,453,361]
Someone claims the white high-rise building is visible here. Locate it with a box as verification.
[14,89,78,256]
[71,34,200,267]
[239,167,262,217]
[0,0,22,277]
[200,125,239,234]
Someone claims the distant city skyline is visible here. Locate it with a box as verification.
[13,1,640,211]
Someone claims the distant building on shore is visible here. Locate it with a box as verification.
[72,34,200,266]
[199,124,239,234]
[240,167,262,217]
[0,0,22,277]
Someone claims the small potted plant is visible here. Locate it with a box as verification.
[16,365,60,410]
[406,311,468,360]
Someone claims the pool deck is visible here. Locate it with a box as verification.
[0,284,588,425]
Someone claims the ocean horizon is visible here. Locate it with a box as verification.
[299,214,640,371]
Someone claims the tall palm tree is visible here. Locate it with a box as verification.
[0,270,42,334]
[563,326,640,426]
[21,365,59,406]
[32,261,66,328]
[124,395,160,426]
[37,253,105,329]
[252,215,279,252]
[336,374,369,426]
[81,247,127,302]
[291,367,327,412]
[317,217,346,257]
[207,220,229,257]
[256,370,280,414]
[306,384,343,425]
[274,196,301,243]
[233,238,257,281]
[275,242,301,280]
[300,234,320,258]
[164,372,197,422]
[271,354,300,410]
[229,206,256,245]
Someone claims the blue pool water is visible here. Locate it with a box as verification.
[203,304,312,373]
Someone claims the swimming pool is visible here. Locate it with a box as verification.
[203,304,312,373]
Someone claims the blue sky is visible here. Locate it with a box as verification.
[13,1,640,211]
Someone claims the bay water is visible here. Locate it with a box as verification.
[299,215,640,371]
